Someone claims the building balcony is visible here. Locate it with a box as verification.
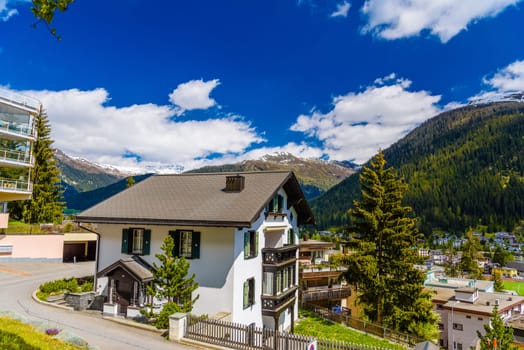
[261,286,298,316]
[301,285,352,303]
[0,117,36,141]
[262,245,297,267]
[0,148,33,168]
[0,88,40,114]
[0,177,33,201]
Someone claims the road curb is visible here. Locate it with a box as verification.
[31,290,75,311]
[101,315,165,334]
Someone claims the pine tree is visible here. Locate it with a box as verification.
[492,270,504,292]
[126,176,135,188]
[343,151,439,341]
[147,235,199,311]
[477,305,516,350]
[10,107,64,224]
[459,229,483,279]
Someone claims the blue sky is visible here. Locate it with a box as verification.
[1,0,523,172]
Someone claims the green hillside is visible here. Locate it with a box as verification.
[311,102,524,234]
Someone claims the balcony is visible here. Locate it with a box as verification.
[261,286,298,316]
[0,148,33,167]
[301,285,352,303]
[0,117,36,141]
[0,177,33,201]
[0,88,41,114]
[262,245,297,267]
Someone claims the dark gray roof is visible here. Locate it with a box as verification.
[76,171,314,227]
[98,256,154,282]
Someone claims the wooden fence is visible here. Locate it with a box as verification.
[186,316,312,350]
[185,315,399,350]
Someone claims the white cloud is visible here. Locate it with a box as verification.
[330,1,351,18]
[17,87,264,172]
[0,0,20,22]
[291,74,441,164]
[169,79,220,115]
[470,59,524,102]
[361,0,521,43]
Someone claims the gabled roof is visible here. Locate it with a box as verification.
[98,256,154,282]
[75,171,314,227]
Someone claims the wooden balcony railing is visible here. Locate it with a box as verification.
[261,286,298,315]
[262,245,297,266]
[301,286,352,302]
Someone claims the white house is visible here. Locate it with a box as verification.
[430,286,524,349]
[75,171,314,332]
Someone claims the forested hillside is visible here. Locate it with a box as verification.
[311,102,524,234]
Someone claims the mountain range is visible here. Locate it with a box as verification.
[311,101,524,234]
[59,152,355,211]
[56,101,524,234]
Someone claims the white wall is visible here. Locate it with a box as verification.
[95,223,235,318]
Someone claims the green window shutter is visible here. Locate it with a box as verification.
[142,229,151,255]
[254,232,259,257]
[121,228,130,254]
[243,280,249,309]
[169,230,180,257]
[244,231,249,259]
[192,231,201,259]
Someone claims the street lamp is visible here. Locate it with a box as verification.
[451,301,460,350]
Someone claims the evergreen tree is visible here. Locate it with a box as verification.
[477,305,516,350]
[459,229,483,279]
[147,235,199,311]
[126,176,135,188]
[492,246,514,267]
[342,151,439,341]
[444,244,459,277]
[10,107,64,224]
[492,270,504,292]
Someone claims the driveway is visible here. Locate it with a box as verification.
[0,261,196,350]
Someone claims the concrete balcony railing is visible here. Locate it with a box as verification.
[0,178,32,193]
[301,285,352,302]
[0,118,36,140]
[0,148,33,167]
[0,88,41,113]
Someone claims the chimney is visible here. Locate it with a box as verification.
[225,174,245,192]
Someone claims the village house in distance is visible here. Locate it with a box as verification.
[75,171,314,332]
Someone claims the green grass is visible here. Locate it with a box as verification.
[295,310,406,349]
[0,317,87,350]
[502,280,524,295]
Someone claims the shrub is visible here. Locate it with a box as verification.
[155,302,182,329]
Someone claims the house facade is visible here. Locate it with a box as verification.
[430,286,524,349]
[0,88,38,231]
[75,171,314,331]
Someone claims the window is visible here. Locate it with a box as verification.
[456,343,463,350]
[478,317,483,321]
[169,230,200,259]
[267,194,284,213]
[121,228,151,255]
[466,315,471,319]
[287,229,295,245]
[263,272,274,295]
[132,229,144,254]
[437,304,444,310]
[453,323,463,331]
[263,265,295,296]
[244,230,258,259]
[438,323,444,330]
[243,278,255,309]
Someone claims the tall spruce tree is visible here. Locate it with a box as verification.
[11,107,64,224]
[343,151,439,341]
[459,229,483,279]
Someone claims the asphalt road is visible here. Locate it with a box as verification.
[0,261,196,350]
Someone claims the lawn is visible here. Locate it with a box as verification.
[502,280,524,296]
[295,310,406,350]
[0,316,87,350]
